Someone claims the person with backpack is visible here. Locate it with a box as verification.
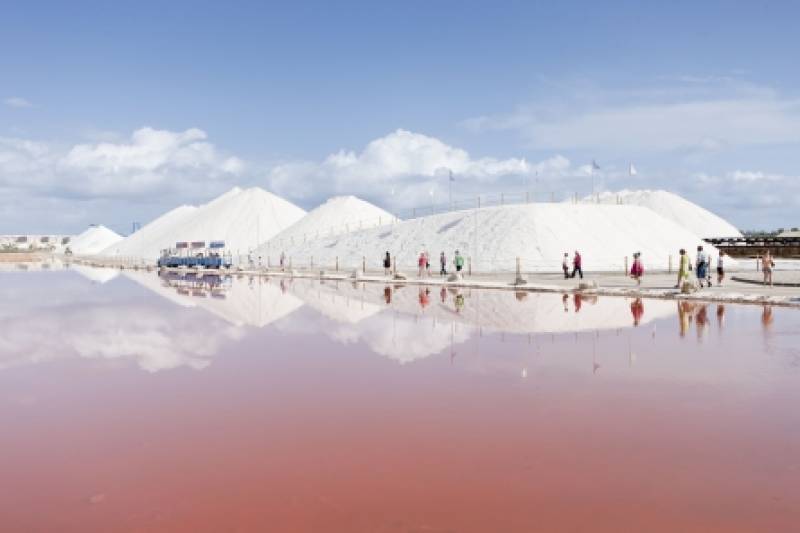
[571,250,583,279]
[630,252,644,285]
[383,251,391,276]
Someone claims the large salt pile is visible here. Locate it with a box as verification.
[69,225,123,255]
[257,195,396,253]
[99,205,198,258]
[586,190,742,238]
[101,187,306,262]
[269,203,720,273]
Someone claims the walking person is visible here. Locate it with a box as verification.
[417,251,426,278]
[695,245,709,288]
[570,250,583,279]
[676,248,690,289]
[439,251,447,276]
[717,251,726,286]
[279,251,286,272]
[562,253,570,279]
[383,251,392,276]
[630,252,644,286]
[761,250,774,286]
[424,250,431,277]
[454,250,464,273]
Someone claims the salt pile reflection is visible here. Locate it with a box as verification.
[1,267,799,532]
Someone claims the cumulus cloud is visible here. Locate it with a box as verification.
[267,129,569,206]
[0,127,244,199]
[3,96,33,108]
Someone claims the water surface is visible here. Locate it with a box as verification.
[1,267,798,532]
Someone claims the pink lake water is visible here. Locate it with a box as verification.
[0,267,799,532]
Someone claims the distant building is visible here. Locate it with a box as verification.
[778,227,800,238]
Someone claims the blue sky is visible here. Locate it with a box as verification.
[2,0,799,234]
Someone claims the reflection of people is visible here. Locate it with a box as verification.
[696,304,708,339]
[562,293,569,312]
[440,286,447,303]
[573,293,582,313]
[761,305,774,329]
[716,304,725,329]
[384,286,392,305]
[455,292,465,313]
[630,298,644,326]
[419,287,430,309]
[677,301,693,337]
[717,252,726,286]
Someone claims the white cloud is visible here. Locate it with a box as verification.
[3,96,33,108]
[0,127,245,199]
[463,80,800,154]
[267,129,566,206]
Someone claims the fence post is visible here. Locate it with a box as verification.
[362,256,366,274]
[525,191,529,203]
[477,196,481,208]
[668,254,672,273]
[468,257,472,276]
[516,256,521,278]
[624,256,629,275]
[310,256,314,268]
[336,256,339,271]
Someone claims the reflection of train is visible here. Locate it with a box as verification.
[158,241,232,269]
[159,271,232,299]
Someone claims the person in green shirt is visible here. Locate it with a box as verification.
[454,250,465,272]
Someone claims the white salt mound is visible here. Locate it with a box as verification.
[100,204,198,258]
[69,225,123,255]
[586,189,742,238]
[258,195,396,252]
[100,187,306,261]
[271,202,721,273]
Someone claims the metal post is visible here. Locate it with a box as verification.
[336,256,339,272]
[668,254,672,273]
[362,256,366,274]
[624,256,628,275]
[468,257,472,276]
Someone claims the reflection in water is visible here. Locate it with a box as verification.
[3,267,799,531]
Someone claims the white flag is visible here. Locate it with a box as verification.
[629,163,638,176]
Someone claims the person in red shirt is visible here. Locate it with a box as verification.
[571,250,583,279]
